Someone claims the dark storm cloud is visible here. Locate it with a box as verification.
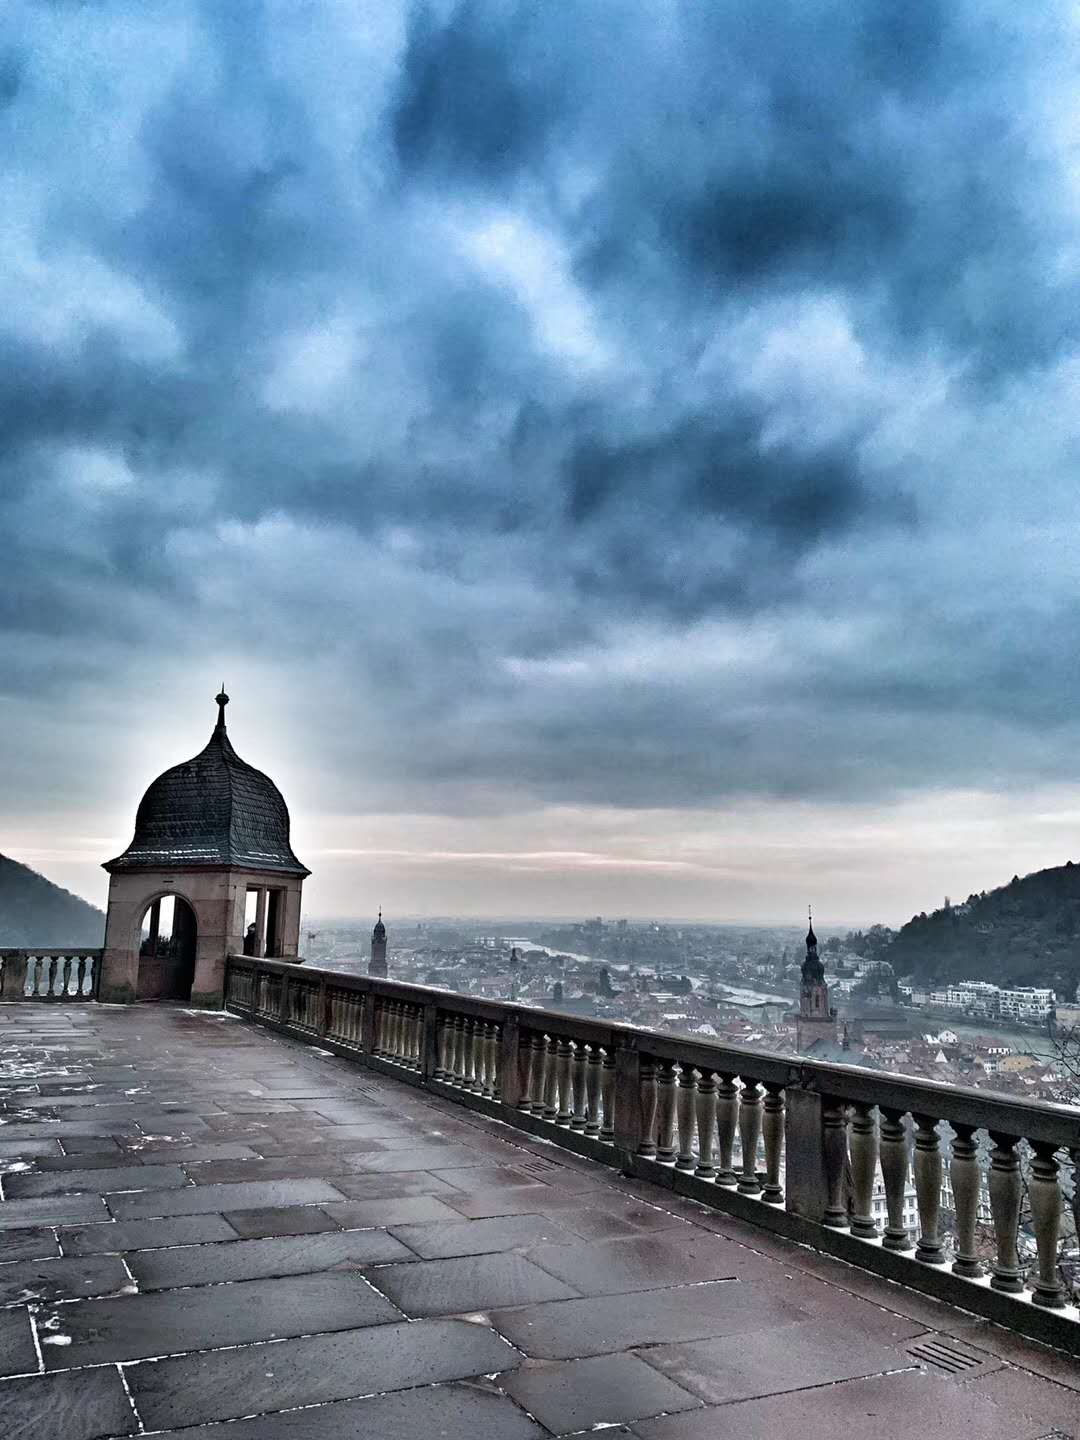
[3,0,1080,825]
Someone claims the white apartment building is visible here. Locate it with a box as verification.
[922,980,1054,1022]
[997,986,1055,1020]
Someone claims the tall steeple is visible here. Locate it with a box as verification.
[369,908,388,978]
[796,906,834,1053]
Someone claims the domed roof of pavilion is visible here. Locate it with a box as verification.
[104,691,309,876]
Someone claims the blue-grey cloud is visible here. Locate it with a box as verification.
[3,0,1080,865]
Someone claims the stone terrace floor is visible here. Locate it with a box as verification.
[0,1008,1078,1439]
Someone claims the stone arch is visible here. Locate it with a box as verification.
[135,890,198,1001]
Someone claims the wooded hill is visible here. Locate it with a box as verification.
[0,854,105,947]
[888,861,1080,994]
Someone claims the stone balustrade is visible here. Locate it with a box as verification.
[0,948,102,1001]
[223,956,1080,1355]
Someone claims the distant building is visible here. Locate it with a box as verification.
[369,910,387,978]
[795,916,837,1053]
[99,689,308,1006]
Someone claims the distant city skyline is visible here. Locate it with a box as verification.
[6,5,1080,929]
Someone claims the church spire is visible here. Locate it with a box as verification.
[215,685,229,732]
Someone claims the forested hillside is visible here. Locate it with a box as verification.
[0,854,105,947]
[888,861,1080,993]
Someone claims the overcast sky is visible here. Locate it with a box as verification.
[5,1,1080,927]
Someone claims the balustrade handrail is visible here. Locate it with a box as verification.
[0,947,104,957]
[225,955,1078,1147]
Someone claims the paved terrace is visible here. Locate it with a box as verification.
[0,1006,1077,1440]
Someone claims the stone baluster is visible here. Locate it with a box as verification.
[822,1099,850,1227]
[716,1073,739,1185]
[464,1018,479,1089]
[542,1035,559,1121]
[414,1007,424,1066]
[675,1065,698,1171]
[23,955,36,997]
[483,1023,499,1098]
[879,1107,913,1250]
[988,1131,1025,1292]
[448,1014,464,1084]
[570,1043,589,1130]
[555,1036,574,1124]
[636,1056,658,1157]
[516,1029,535,1110]
[435,1015,450,1079]
[1028,1142,1065,1308]
[38,956,53,996]
[913,1115,945,1263]
[584,1044,603,1136]
[654,1059,678,1162]
[600,1047,616,1141]
[391,1001,404,1059]
[470,1019,486,1092]
[737,1080,763,1194]
[949,1123,982,1277]
[761,1084,785,1204]
[694,1069,718,1179]
[849,1103,880,1238]
[456,1014,470,1085]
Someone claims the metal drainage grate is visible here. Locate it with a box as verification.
[906,1338,990,1375]
[516,1156,567,1178]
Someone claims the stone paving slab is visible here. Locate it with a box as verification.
[390,1212,580,1258]
[366,1250,581,1316]
[58,1213,238,1255]
[0,1306,38,1377]
[0,1366,138,1439]
[322,1193,465,1227]
[127,1227,413,1289]
[4,1162,190,1198]
[221,1203,342,1237]
[321,1169,462,1200]
[638,1318,923,1405]
[492,1278,811,1358]
[0,1225,61,1260]
[0,1137,63,1159]
[106,1176,347,1219]
[630,1368,1053,1439]
[0,1253,131,1306]
[40,1269,401,1367]
[525,1230,780,1295]
[504,1352,704,1434]
[124,1317,521,1429]
[0,1193,109,1229]
[112,1381,547,1440]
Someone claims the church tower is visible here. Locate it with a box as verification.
[369,910,387,978]
[796,911,836,1052]
[99,690,309,1007]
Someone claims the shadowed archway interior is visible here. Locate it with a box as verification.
[137,894,197,1001]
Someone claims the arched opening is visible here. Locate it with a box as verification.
[137,894,197,1001]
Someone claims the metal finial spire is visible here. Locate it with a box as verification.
[215,685,229,729]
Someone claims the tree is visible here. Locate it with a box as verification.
[1046,1016,1080,1300]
